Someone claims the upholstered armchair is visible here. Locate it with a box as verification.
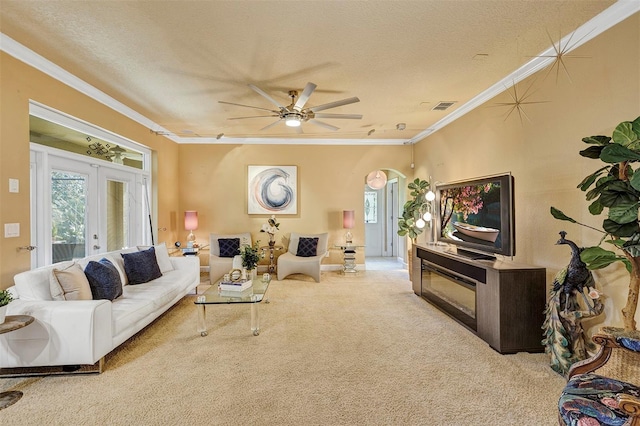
[558,328,640,426]
[209,232,252,283]
[277,232,328,282]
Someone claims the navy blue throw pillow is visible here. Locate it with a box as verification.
[84,258,123,300]
[122,247,162,284]
[296,237,319,257]
[218,238,240,258]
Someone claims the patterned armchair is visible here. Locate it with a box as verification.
[558,328,640,426]
[277,232,328,282]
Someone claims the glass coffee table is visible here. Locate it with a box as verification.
[194,277,271,337]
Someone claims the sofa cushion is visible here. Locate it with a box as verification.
[210,233,251,257]
[49,262,93,301]
[219,238,240,258]
[77,248,137,286]
[84,258,123,301]
[558,373,640,426]
[296,237,319,257]
[137,243,173,274]
[122,247,162,284]
[14,261,74,301]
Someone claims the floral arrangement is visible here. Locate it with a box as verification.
[260,215,280,243]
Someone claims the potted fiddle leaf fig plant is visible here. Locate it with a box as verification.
[398,178,433,242]
[0,289,14,324]
[398,178,433,281]
[551,115,640,332]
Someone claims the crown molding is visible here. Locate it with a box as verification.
[0,32,181,144]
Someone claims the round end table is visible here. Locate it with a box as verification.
[0,315,35,410]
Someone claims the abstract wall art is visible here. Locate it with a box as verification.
[248,166,297,214]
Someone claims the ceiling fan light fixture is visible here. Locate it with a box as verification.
[285,116,302,127]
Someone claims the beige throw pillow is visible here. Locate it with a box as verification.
[50,262,93,301]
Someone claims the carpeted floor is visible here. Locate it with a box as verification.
[0,270,565,425]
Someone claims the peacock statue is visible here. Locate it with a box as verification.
[542,231,604,376]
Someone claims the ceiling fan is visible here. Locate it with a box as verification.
[106,145,142,164]
[218,82,362,131]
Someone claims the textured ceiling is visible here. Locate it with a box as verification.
[0,0,622,144]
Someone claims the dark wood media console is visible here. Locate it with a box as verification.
[412,244,546,354]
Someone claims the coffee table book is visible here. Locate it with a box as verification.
[219,279,252,292]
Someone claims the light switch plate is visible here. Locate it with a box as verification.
[4,223,20,238]
[9,178,19,193]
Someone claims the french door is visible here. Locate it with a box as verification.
[31,151,144,267]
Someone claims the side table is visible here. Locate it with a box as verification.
[334,245,365,273]
[260,245,283,274]
[0,315,35,410]
[171,243,209,256]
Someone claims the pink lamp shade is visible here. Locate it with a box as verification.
[343,210,355,229]
[184,211,198,242]
[343,210,355,244]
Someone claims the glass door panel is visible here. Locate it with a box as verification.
[31,152,149,267]
[106,179,129,251]
[51,170,88,262]
[98,167,139,252]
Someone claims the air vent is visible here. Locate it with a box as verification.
[432,101,456,111]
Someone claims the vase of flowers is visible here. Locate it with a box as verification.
[260,215,280,247]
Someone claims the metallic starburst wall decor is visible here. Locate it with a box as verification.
[491,78,549,124]
[536,28,593,84]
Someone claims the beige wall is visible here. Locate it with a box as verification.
[0,52,180,286]
[414,13,640,331]
[0,50,413,284]
[1,12,638,335]
[175,144,412,267]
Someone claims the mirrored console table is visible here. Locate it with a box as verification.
[334,245,365,273]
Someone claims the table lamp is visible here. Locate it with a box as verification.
[343,210,355,245]
[184,211,198,244]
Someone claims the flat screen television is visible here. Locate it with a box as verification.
[435,173,515,259]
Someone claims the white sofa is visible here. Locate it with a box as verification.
[0,246,199,373]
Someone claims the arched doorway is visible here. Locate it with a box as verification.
[363,169,407,270]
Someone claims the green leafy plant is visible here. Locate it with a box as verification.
[240,242,262,271]
[398,178,432,241]
[0,289,13,307]
[551,116,640,331]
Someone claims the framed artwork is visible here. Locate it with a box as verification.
[248,165,297,214]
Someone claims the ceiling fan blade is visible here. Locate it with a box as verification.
[313,113,363,120]
[228,115,280,120]
[308,97,360,113]
[260,120,283,131]
[294,82,317,111]
[308,119,339,131]
[218,100,277,113]
[249,84,287,110]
